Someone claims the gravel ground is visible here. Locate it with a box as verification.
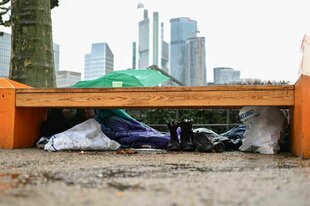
[0,149,310,206]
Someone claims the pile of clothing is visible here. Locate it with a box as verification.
[37,109,169,151]
[37,107,288,154]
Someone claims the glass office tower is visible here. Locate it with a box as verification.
[170,17,197,84]
[185,37,207,86]
[84,43,114,80]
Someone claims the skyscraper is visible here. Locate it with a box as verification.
[185,37,207,86]
[213,67,240,85]
[138,9,169,70]
[132,41,137,69]
[153,12,159,66]
[84,43,114,80]
[170,17,197,84]
[161,23,169,73]
[0,32,11,77]
[138,9,150,68]
[53,43,60,71]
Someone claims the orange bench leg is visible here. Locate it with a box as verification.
[0,78,46,148]
[292,75,310,158]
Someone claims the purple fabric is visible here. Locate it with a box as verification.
[100,115,170,149]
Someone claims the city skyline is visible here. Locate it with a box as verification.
[1,0,310,83]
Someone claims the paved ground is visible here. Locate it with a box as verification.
[0,149,310,206]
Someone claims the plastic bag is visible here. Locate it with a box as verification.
[42,118,120,151]
[239,106,287,154]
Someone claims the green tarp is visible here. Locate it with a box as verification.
[73,69,170,88]
[72,68,170,120]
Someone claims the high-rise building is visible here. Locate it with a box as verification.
[132,41,137,69]
[53,43,60,71]
[138,9,169,70]
[153,12,159,66]
[213,67,240,85]
[170,17,197,84]
[56,70,81,88]
[138,9,150,69]
[161,23,169,73]
[0,32,60,77]
[185,37,207,86]
[0,32,11,77]
[84,43,114,80]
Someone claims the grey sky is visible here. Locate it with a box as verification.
[50,0,310,82]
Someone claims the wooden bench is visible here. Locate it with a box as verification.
[1,35,310,158]
[0,75,309,158]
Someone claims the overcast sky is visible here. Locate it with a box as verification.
[49,0,310,83]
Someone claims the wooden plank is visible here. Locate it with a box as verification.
[292,75,310,158]
[15,85,294,108]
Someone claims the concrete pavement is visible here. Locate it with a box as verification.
[0,149,310,206]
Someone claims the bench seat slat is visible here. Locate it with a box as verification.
[15,85,294,108]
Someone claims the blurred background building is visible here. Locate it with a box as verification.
[138,9,169,72]
[213,67,240,85]
[185,37,206,86]
[53,43,60,71]
[56,70,81,88]
[84,42,114,80]
[170,17,207,86]
[0,32,11,78]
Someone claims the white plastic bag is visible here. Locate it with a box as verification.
[43,118,120,151]
[239,106,287,154]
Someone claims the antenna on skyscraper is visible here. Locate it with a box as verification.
[137,2,144,9]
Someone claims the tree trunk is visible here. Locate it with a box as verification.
[9,0,56,87]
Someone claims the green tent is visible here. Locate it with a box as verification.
[73,68,170,88]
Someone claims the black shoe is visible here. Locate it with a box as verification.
[193,131,214,152]
[180,120,195,151]
[167,120,180,151]
[213,141,225,153]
